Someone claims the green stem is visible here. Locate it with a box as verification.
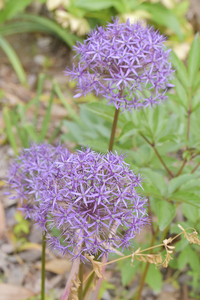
[83,272,95,298]
[109,108,120,151]
[78,262,84,300]
[41,231,46,300]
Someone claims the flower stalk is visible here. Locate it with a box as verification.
[41,231,46,300]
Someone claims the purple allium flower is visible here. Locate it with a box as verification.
[7,143,70,230]
[46,147,149,261]
[65,18,174,112]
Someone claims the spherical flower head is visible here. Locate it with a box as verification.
[47,147,149,261]
[65,18,174,112]
[6,143,70,229]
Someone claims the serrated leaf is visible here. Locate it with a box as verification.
[157,200,176,231]
[168,174,196,195]
[145,264,162,292]
[188,33,200,87]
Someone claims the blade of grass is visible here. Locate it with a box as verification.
[9,108,29,148]
[24,123,39,142]
[17,14,79,47]
[39,88,54,141]
[0,35,27,86]
[34,74,45,129]
[3,107,18,155]
[48,121,63,144]
[0,22,51,36]
[53,82,80,123]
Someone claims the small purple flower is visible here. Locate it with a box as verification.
[46,147,149,260]
[7,143,70,229]
[65,18,174,112]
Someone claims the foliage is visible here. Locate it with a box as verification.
[61,36,200,297]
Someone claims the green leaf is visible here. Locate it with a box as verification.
[0,21,53,36]
[182,203,200,223]
[117,121,137,141]
[188,248,200,272]
[146,265,162,292]
[172,77,188,109]
[0,35,27,86]
[170,191,200,208]
[171,50,189,88]
[157,200,176,231]
[39,89,54,141]
[0,0,32,23]
[191,87,200,111]
[140,168,167,195]
[3,107,18,155]
[188,33,200,87]
[178,246,189,269]
[168,174,196,195]
[76,0,117,10]
[141,3,183,41]
[53,82,80,123]
[85,102,126,127]
[18,14,77,48]
[23,124,39,142]
[121,260,139,286]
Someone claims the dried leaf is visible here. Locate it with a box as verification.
[86,255,105,279]
[178,224,200,245]
[68,274,81,300]
[0,283,35,300]
[35,258,71,275]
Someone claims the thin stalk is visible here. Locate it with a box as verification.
[109,108,120,151]
[175,159,187,177]
[187,89,192,141]
[191,161,200,174]
[41,231,46,300]
[83,272,95,298]
[139,133,174,178]
[78,262,84,300]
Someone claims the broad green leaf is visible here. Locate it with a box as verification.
[188,33,200,87]
[172,77,188,109]
[157,200,176,231]
[140,185,163,200]
[140,168,167,195]
[141,3,183,41]
[146,265,162,292]
[182,203,200,223]
[0,35,27,86]
[117,121,137,141]
[170,191,200,208]
[191,87,200,111]
[171,50,189,88]
[178,246,189,269]
[188,248,200,272]
[85,102,126,127]
[168,174,196,195]
[121,260,139,286]
[192,72,200,92]
[76,0,117,10]
[0,0,31,23]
